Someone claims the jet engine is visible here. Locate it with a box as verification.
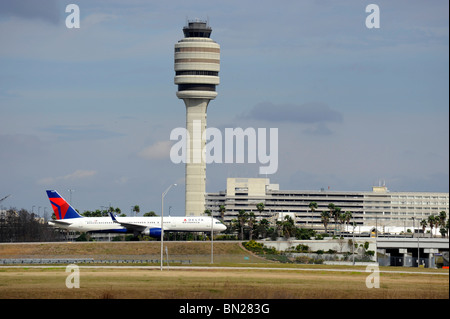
[142,227,162,238]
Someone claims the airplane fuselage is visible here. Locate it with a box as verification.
[49,216,226,234]
[45,189,226,237]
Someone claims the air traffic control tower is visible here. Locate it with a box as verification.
[174,19,220,216]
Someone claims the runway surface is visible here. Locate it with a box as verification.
[1,264,448,275]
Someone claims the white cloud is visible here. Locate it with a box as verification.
[82,13,118,28]
[38,169,97,185]
[0,0,60,24]
[0,8,175,63]
[138,141,172,160]
[242,102,343,124]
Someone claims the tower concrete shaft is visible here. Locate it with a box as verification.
[174,20,220,216]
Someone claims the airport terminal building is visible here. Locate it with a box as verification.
[206,178,449,234]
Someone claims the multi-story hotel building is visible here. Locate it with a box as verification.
[205,178,449,233]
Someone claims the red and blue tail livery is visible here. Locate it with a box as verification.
[46,190,82,220]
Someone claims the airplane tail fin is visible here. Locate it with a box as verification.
[46,190,83,220]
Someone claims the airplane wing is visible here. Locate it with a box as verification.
[109,212,147,233]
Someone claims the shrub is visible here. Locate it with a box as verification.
[242,240,264,253]
[295,256,312,264]
[365,250,375,257]
[243,240,278,257]
[296,228,316,239]
[295,244,309,253]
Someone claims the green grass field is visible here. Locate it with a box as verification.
[0,242,448,299]
[0,241,263,264]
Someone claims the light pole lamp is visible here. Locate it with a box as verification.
[161,183,177,271]
[68,189,75,205]
[352,221,356,266]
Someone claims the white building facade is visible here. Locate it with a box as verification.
[206,178,449,234]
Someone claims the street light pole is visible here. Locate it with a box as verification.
[412,217,420,267]
[211,213,214,264]
[68,189,74,205]
[161,183,177,271]
[352,221,356,266]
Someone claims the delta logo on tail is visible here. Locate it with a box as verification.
[46,190,82,220]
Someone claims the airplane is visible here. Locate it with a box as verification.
[46,190,226,237]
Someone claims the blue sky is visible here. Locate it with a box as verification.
[0,0,448,217]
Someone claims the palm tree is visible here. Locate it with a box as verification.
[308,202,318,227]
[219,205,226,221]
[275,220,283,238]
[132,205,140,217]
[237,210,248,240]
[328,203,335,235]
[282,215,296,239]
[338,213,346,234]
[328,203,335,215]
[438,210,447,237]
[257,219,270,239]
[439,226,447,238]
[247,212,256,241]
[256,202,265,218]
[438,211,447,224]
[332,206,342,236]
[420,219,427,237]
[343,211,353,232]
[428,215,437,238]
[321,211,330,235]
[446,219,449,238]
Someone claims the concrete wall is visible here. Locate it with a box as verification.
[258,238,376,254]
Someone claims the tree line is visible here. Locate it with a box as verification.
[0,208,64,242]
[0,204,157,243]
[419,211,449,238]
[2,202,446,243]
[212,202,449,240]
[213,202,352,240]
[63,205,157,218]
[209,203,316,241]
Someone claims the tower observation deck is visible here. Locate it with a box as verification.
[175,20,220,99]
[174,20,220,216]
